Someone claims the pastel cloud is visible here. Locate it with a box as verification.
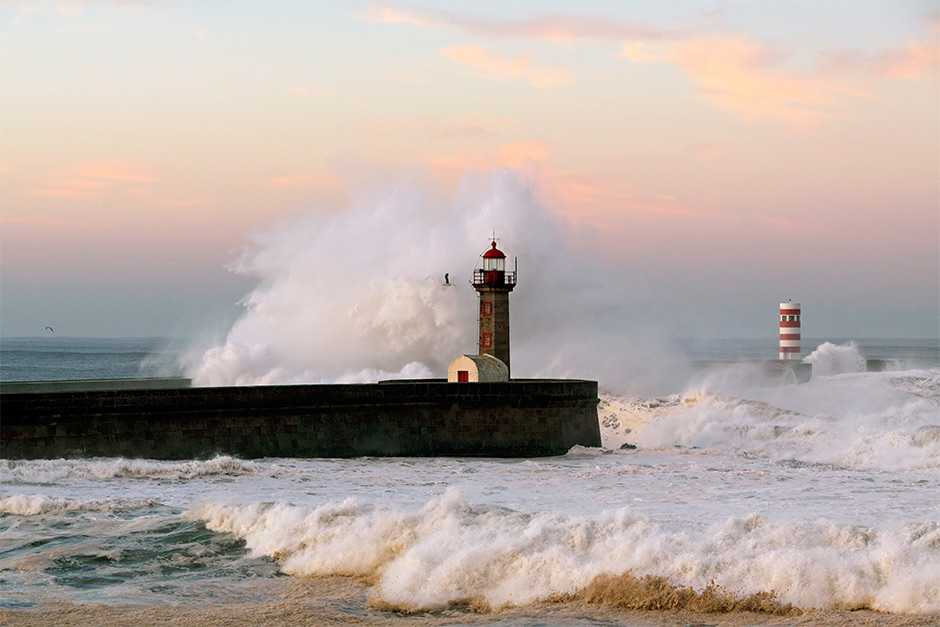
[819,36,940,81]
[877,40,940,79]
[619,35,875,128]
[360,1,676,42]
[369,3,936,128]
[493,141,552,168]
[622,42,657,65]
[663,36,858,128]
[425,140,551,173]
[35,161,156,199]
[260,174,341,188]
[543,170,726,232]
[364,116,509,139]
[657,30,937,126]
[440,45,570,88]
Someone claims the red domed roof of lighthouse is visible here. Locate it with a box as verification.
[482,241,505,259]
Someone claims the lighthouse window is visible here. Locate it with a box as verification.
[482,333,492,348]
[481,301,492,316]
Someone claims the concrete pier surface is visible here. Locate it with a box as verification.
[0,379,601,460]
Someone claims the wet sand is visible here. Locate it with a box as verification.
[1,576,935,627]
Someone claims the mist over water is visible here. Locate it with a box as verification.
[186,171,683,393]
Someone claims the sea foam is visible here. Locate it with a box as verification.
[1,456,261,484]
[191,488,940,614]
[598,361,940,471]
[0,494,157,516]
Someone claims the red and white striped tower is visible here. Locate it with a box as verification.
[779,301,801,360]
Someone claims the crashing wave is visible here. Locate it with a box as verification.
[1,493,158,516]
[190,489,940,614]
[1,455,261,484]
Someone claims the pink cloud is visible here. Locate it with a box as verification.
[621,42,658,65]
[71,161,155,182]
[34,161,156,200]
[366,3,933,129]
[543,171,726,230]
[433,121,501,140]
[363,116,509,140]
[664,36,865,128]
[440,45,570,88]
[259,174,341,188]
[425,140,551,173]
[820,39,940,81]
[875,40,939,79]
[493,141,552,168]
[359,1,678,43]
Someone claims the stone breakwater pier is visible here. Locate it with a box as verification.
[0,379,601,460]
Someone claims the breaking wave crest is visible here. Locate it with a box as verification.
[0,494,158,516]
[191,489,940,614]
[1,456,261,484]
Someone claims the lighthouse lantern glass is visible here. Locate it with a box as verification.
[483,256,504,272]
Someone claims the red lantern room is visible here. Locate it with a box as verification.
[474,241,516,288]
[483,241,505,270]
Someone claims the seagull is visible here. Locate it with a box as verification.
[45,326,54,332]
[443,273,452,287]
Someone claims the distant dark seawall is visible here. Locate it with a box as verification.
[0,380,600,460]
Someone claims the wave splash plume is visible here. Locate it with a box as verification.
[183,171,679,393]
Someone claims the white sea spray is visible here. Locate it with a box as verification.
[184,171,683,394]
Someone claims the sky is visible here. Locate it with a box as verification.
[1,1,938,348]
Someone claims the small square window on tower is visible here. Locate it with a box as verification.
[481,301,492,316]
[481,333,492,348]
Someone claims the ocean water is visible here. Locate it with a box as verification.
[1,337,939,625]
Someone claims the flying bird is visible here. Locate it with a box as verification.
[443,273,452,286]
[45,326,54,332]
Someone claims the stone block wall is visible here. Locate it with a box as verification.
[0,380,600,459]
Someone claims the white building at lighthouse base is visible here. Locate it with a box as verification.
[447,354,509,383]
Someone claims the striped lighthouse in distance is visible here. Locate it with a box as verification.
[779,301,801,360]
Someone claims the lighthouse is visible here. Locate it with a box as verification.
[779,301,801,360]
[472,240,516,375]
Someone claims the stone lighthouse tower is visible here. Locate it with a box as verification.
[472,240,516,375]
